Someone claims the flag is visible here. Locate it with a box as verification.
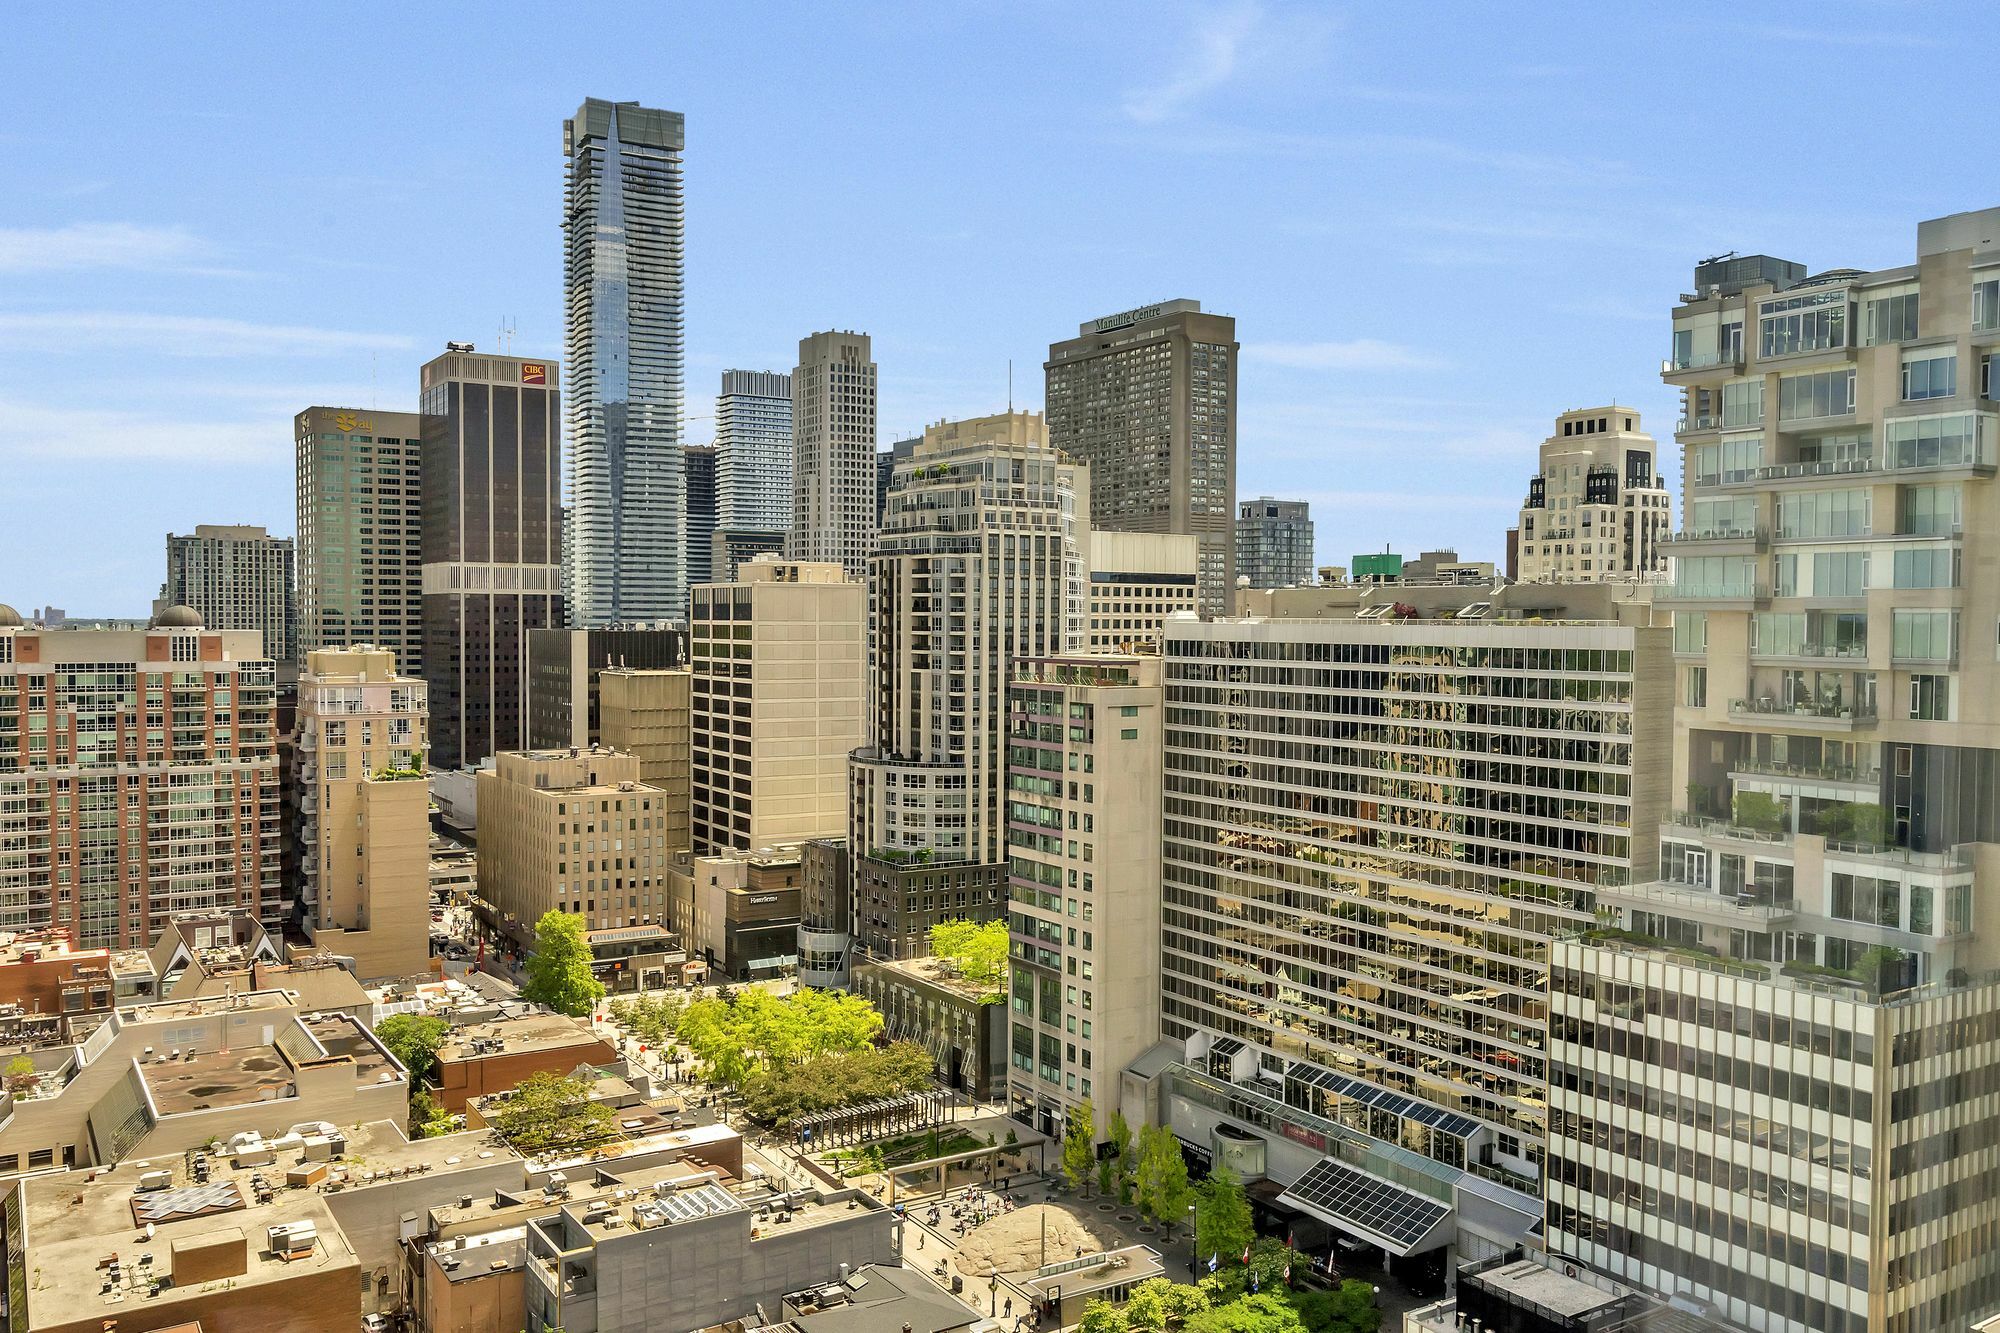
[1282,1263,1292,1286]
[1241,1245,1251,1266]
[1251,1271,1259,1293]
[1208,1253,1219,1273]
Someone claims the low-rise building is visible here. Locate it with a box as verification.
[687,846,803,981]
[431,1009,619,1113]
[850,954,1005,1100]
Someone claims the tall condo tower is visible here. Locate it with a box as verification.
[715,369,794,533]
[564,98,688,625]
[787,331,877,579]
[1046,300,1239,615]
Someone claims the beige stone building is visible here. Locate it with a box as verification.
[598,667,691,852]
[1516,407,1671,582]
[787,330,878,579]
[687,844,804,981]
[475,748,673,945]
[1085,529,1198,653]
[291,646,431,980]
[689,558,863,855]
[1004,653,1163,1139]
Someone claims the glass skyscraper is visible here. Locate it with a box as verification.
[563,98,687,626]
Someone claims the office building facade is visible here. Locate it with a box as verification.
[1046,300,1238,615]
[597,667,692,852]
[290,646,429,980]
[684,443,717,586]
[1544,206,2000,1333]
[787,331,877,579]
[715,369,794,534]
[564,99,688,626]
[419,346,565,771]
[1517,408,1670,582]
[1234,497,1315,590]
[526,626,686,751]
[0,606,281,948]
[689,560,864,856]
[1004,654,1164,1138]
[1086,530,1200,653]
[295,407,424,672]
[163,524,297,664]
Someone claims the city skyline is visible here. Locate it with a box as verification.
[10,3,1996,612]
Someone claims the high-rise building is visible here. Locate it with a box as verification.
[1234,497,1315,590]
[715,369,794,534]
[684,443,717,586]
[419,346,565,771]
[1542,207,2000,1333]
[846,411,1088,961]
[597,668,692,852]
[710,527,787,583]
[1004,653,1163,1138]
[1046,300,1238,615]
[476,748,671,950]
[877,436,918,529]
[526,626,686,751]
[295,408,424,673]
[564,99,688,626]
[1516,408,1670,582]
[163,524,298,664]
[787,331,877,579]
[1133,599,1669,1271]
[689,559,864,856]
[1086,530,1199,653]
[289,646,429,980]
[0,605,281,948]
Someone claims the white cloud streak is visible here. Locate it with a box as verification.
[0,311,414,357]
[0,222,216,274]
[0,398,288,465]
[1246,339,1443,371]
[1122,1,1267,123]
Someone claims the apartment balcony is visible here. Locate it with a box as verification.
[1727,697,1876,730]
[1675,413,1723,437]
[1597,877,1798,931]
[1730,758,1880,792]
[1755,457,1878,486]
[1750,642,1870,665]
[1657,582,1769,608]
[1661,350,1744,384]
[1663,812,1793,849]
[1662,525,1766,554]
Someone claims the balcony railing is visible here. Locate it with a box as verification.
[1675,414,1723,434]
[1730,697,1876,724]
[1757,458,1877,482]
[1659,583,1768,602]
[1731,758,1880,787]
[1752,642,1869,661]
[1662,351,1742,373]
[1664,526,1765,544]
[1665,812,1792,845]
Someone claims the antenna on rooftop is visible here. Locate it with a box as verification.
[499,318,517,354]
[1008,359,1013,413]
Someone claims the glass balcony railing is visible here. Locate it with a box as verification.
[1730,697,1877,723]
[1659,582,1768,601]
[1663,350,1742,373]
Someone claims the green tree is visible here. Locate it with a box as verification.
[490,1070,616,1155]
[928,917,1010,993]
[1732,789,1783,834]
[1289,1280,1381,1333]
[1134,1124,1193,1230]
[407,1088,458,1139]
[1078,1299,1130,1333]
[1192,1169,1256,1274]
[1122,1277,1211,1331]
[520,910,606,1017]
[374,1013,450,1088]
[3,1055,34,1100]
[1108,1107,1136,1197]
[1063,1097,1098,1190]
[1185,1292,1307,1333]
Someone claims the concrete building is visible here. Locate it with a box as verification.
[709,526,787,582]
[1516,407,1671,582]
[796,837,851,988]
[715,369,794,535]
[420,346,564,771]
[1132,603,1671,1280]
[1539,206,2000,1333]
[429,1008,618,1112]
[686,845,803,981]
[0,607,281,948]
[1046,300,1238,615]
[684,441,717,585]
[689,558,864,856]
[1086,529,1200,653]
[295,407,426,672]
[786,331,877,579]
[877,435,917,528]
[526,626,687,751]
[851,953,1006,1100]
[475,749,675,952]
[163,523,297,664]
[1004,654,1163,1139]
[597,668,691,852]
[564,99,689,626]
[1234,497,1315,590]
[289,647,430,981]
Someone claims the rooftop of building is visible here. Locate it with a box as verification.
[436,1009,607,1063]
[555,1172,872,1247]
[774,1263,980,1333]
[423,1225,527,1281]
[856,952,1003,1003]
[138,1012,396,1116]
[1227,576,1665,629]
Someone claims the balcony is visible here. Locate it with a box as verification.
[1664,812,1792,847]
[1662,350,1743,382]
[1728,697,1876,730]
[1730,758,1880,789]
[1597,877,1798,930]
[1675,413,1723,436]
[1663,525,1766,553]
[1657,582,1768,607]
[1750,642,1870,664]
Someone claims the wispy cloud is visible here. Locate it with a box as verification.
[0,222,229,275]
[0,398,286,465]
[0,312,414,357]
[1122,2,1269,124]
[1248,339,1443,371]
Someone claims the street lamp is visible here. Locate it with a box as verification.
[989,1269,1000,1317]
[1188,1200,1200,1277]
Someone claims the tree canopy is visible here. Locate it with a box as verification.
[927,917,1009,994]
[1134,1123,1193,1229]
[677,987,884,1088]
[521,910,605,1017]
[1193,1168,1257,1273]
[374,1013,450,1087]
[1063,1097,1098,1190]
[740,1040,935,1126]
[490,1070,616,1156]
[1184,1292,1308,1333]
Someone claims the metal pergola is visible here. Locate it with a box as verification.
[791,1089,950,1147]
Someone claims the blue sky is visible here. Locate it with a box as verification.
[3,1,1993,615]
